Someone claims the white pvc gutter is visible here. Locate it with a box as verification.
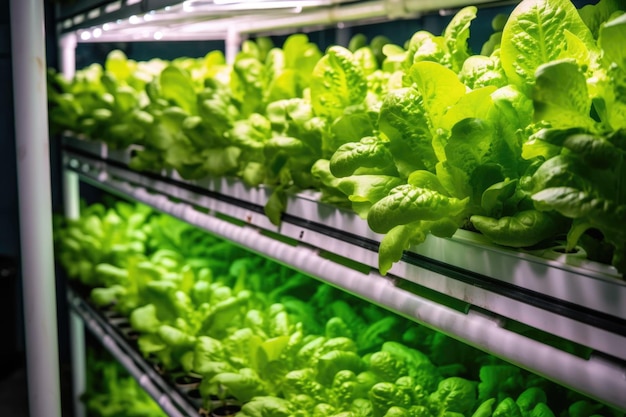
[10,0,63,416]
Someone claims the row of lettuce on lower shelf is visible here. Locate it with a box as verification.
[83,347,167,417]
[49,0,626,277]
[54,198,622,417]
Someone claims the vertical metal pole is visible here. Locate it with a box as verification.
[335,25,351,48]
[225,27,241,65]
[69,312,86,417]
[9,0,63,416]
[60,34,80,221]
[59,32,86,417]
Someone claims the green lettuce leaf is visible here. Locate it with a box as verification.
[378,222,428,275]
[471,210,567,247]
[443,6,478,71]
[402,31,449,75]
[231,56,265,117]
[598,13,626,130]
[337,175,405,219]
[329,136,396,177]
[105,50,134,84]
[310,46,368,120]
[459,55,508,90]
[378,87,437,175]
[533,187,626,273]
[579,0,625,38]
[367,184,468,234]
[283,33,322,85]
[500,0,595,95]
[159,65,198,115]
[532,60,596,130]
[409,61,467,129]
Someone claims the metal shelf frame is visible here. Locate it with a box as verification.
[11,1,62,417]
[61,143,626,412]
[51,1,626,416]
[62,141,626,360]
[56,0,514,64]
[67,287,203,417]
[57,0,511,38]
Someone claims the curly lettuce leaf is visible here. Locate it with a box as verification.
[264,48,296,104]
[367,184,468,234]
[231,56,265,117]
[471,210,567,247]
[579,0,625,38]
[283,33,323,83]
[443,118,519,200]
[266,98,326,154]
[409,61,467,130]
[159,65,198,115]
[533,187,626,273]
[337,175,405,219]
[378,87,438,175]
[459,55,508,90]
[402,31,449,75]
[532,60,596,130]
[354,46,379,76]
[443,6,478,71]
[311,46,368,120]
[598,13,626,130]
[500,0,596,95]
[330,136,397,177]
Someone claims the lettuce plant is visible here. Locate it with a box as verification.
[49,0,626,277]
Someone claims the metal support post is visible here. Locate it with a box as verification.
[10,0,62,416]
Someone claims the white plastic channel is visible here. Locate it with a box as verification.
[10,1,62,416]
[104,184,626,411]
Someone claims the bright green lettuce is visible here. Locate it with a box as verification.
[402,6,477,74]
[368,185,468,234]
[499,0,596,95]
[377,87,438,175]
[310,46,368,120]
